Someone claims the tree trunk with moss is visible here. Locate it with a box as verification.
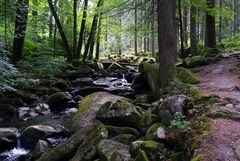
[157,0,177,89]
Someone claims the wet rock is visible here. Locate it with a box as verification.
[47,92,72,111]
[0,98,24,107]
[97,139,131,161]
[73,86,107,97]
[70,126,108,161]
[38,123,101,161]
[73,77,93,86]
[0,104,17,121]
[33,103,50,115]
[234,139,240,160]
[50,80,70,91]
[21,125,60,149]
[133,94,151,105]
[212,65,224,74]
[105,125,140,138]
[0,128,18,151]
[73,95,83,103]
[31,140,48,160]
[15,90,39,103]
[112,134,136,145]
[64,67,95,79]
[131,73,149,93]
[67,100,78,108]
[71,92,127,134]
[96,100,144,128]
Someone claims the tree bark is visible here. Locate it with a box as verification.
[205,0,216,51]
[218,0,222,42]
[151,0,155,54]
[83,0,103,61]
[134,0,138,56]
[76,0,88,59]
[95,15,102,60]
[157,0,177,89]
[47,0,72,61]
[190,6,197,55]
[12,0,29,63]
[73,0,77,57]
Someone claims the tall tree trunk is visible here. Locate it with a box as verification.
[12,0,29,63]
[134,0,138,56]
[49,15,53,40]
[95,15,102,60]
[73,0,77,58]
[178,0,184,53]
[76,0,88,59]
[205,0,216,51]
[190,6,197,55]
[83,0,103,61]
[151,0,155,54]
[47,0,72,61]
[183,7,188,47]
[157,0,177,89]
[218,0,222,42]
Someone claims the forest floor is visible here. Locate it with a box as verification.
[194,51,240,161]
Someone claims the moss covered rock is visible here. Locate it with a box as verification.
[112,134,137,145]
[47,92,72,111]
[139,114,161,132]
[185,56,210,68]
[97,139,131,161]
[70,126,108,161]
[70,92,127,134]
[105,125,140,138]
[139,63,160,98]
[176,67,199,84]
[135,150,150,161]
[96,100,144,128]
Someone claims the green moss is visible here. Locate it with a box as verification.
[185,56,210,68]
[191,154,203,161]
[72,92,99,122]
[223,97,240,105]
[135,150,150,161]
[176,67,199,84]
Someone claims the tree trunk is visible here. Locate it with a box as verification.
[205,0,216,51]
[157,0,177,89]
[190,6,197,55]
[83,0,103,61]
[95,15,102,60]
[134,0,138,56]
[183,7,188,47]
[47,0,72,61]
[151,0,155,55]
[4,0,7,51]
[178,0,184,53]
[218,0,222,42]
[73,0,77,58]
[12,0,29,63]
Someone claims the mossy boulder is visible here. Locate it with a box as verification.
[70,126,108,161]
[47,92,72,111]
[97,139,131,161]
[139,63,160,98]
[71,92,128,134]
[131,73,150,93]
[146,123,166,141]
[112,134,137,145]
[37,123,101,161]
[135,150,150,161]
[50,80,71,90]
[96,100,144,128]
[139,114,161,132]
[209,109,240,121]
[185,56,210,68]
[176,67,199,84]
[105,125,140,138]
[130,140,165,160]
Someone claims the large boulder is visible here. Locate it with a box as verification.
[139,63,160,99]
[96,100,144,129]
[47,92,72,111]
[70,126,108,161]
[31,140,48,160]
[38,123,102,161]
[97,139,131,161]
[0,104,17,122]
[158,95,186,125]
[105,125,140,138]
[70,92,128,134]
[21,125,60,149]
[0,128,18,151]
[15,90,39,103]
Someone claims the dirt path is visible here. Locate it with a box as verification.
[194,52,240,161]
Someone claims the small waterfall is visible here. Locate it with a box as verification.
[0,132,29,161]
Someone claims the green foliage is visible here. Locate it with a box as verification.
[169,112,191,132]
[221,34,240,52]
[162,80,199,98]
[191,155,203,161]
